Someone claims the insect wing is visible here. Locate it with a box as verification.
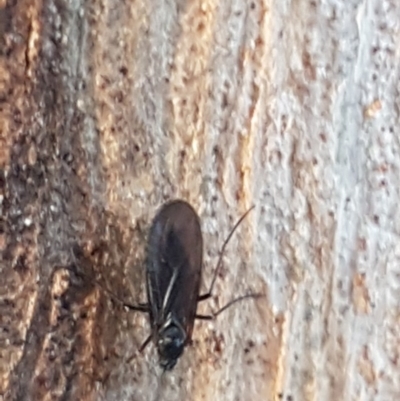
[146,200,203,341]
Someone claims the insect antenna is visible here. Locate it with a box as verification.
[199,205,256,302]
[196,205,264,320]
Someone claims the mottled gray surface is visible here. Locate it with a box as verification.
[1,0,400,400]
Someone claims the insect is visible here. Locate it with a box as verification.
[78,200,259,370]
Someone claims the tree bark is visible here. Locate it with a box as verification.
[1,0,399,400]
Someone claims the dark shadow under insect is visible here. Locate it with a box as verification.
[87,200,261,371]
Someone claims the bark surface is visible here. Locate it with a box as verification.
[1,1,399,401]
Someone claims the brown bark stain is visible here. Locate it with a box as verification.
[2,0,109,399]
[0,0,43,396]
[357,346,377,388]
[352,272,371,315]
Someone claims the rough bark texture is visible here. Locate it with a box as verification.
[1,0,399,400]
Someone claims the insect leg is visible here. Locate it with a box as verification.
[95,283,149,313]
[197,293,211,302]
[198,205,255,302]
[139,334,153,352]
[126,333,153,364]
[195,293,263,320]
[66,265,149,313]
[123,302,149,313]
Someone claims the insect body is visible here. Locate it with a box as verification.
[76,200,258,370]
[145,200,203,370]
